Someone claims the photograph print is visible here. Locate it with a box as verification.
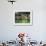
[14,10,32,26]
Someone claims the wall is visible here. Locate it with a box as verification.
[0,0,46,42]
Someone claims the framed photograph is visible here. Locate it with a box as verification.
[14,10,33,26]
